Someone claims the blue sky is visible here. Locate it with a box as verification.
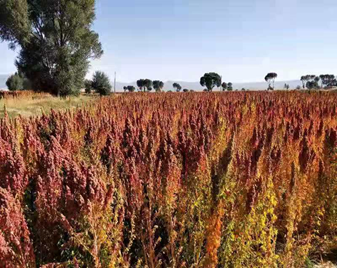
[1,0,337,82]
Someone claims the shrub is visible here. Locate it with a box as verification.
[92,71,112,96]
[84,79,93,94]
[6,73,24,91]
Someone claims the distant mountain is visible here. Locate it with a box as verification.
[116,80,303,92]
[0,74,9,90]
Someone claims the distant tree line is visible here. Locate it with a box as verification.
[300,74,337,90]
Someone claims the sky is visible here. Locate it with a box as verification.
[1,0,337,83]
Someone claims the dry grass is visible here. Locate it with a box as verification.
[0,93,98,118]
[314,262,337,268]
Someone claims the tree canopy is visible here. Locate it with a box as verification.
[6,72,30,91]
[200,73,222,91]
[265,73,278,90]
[137,79,152,92]
[153,80,164,92]
[221,82,227,91]
[124,86,136,92]
[92,71,111,96]
[227,82,233,91]
[0,0,103,96]
[173,83,182,92]
[319,74,336,88]
[6,73,23,91]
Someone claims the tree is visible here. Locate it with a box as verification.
[173,83,182,92]
[306,80,319,90]
[183,88,189,92]
[221,82,227,91]
[200,72,222,91]
[300,76,307,89]
[125,85,135,92]
[92,71,111,96]
[153,80,164,92]
[6,73,23,91]
[0,0,103,96]
[319,74,336,88]
[227,82,233,91]
[284,83,290,90]
[137,79,145,91]
[6,71,30,91]
[137,79,152,92]
[85,79,93,94]
[296,85,301,90]
[300,75,316,89]
[143,79,153,92]
[265,73,277,90]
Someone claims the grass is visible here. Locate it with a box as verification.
[0,94,98,118]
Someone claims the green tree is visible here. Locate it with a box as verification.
[0,0,103,96]
[300,76,307,89]
[144,79,153,91]
[6,72,23,91]
[320,74,336,88]
[173,83,182,92]
[84,79,93,94]
[265,73,278,90]
[227,82,233,91]
[92,71,111,96]
[200,72,222,91]
[137,79,145,91]
[183,88,189,92]
[306,80,319,90]
[137,79,152,92]
[153,80,164,92]
[221,82,227,91]
[125,85,135,92]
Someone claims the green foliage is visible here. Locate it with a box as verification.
[92,71,111,96]
[319,74,337,88]
[85,80,93,94]
[0,0,103,96]
[265,73,278,90]
[136,79,145,91]
[5,72,31,91]
[6,72,23,91]
[0,0,30,48]
[221,82,227,91]
[144,79,153,91]
[137,79,152,92]
[301,75,317,89]
[200,72,222,91]
[153,80,164,92]
[227,82,233,91]
[173,82,182,92]
[306,80,319,90]
[124,86,136,92]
